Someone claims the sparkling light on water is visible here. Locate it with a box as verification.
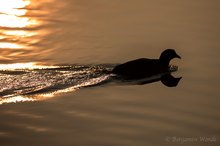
[0,63,58,70]
[0,0,46,61]
[0,65,112,104]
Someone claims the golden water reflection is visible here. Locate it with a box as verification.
[0,1,25,51]
[0,86,77,105]
[0,61,80,104]
[0,0,34,28]
[0,62,111,105]
[0,62,72,104]
[0,0,30,16]
[0,0,57,63]
[0,62,53,70]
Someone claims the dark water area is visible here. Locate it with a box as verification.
[0,0,220,146]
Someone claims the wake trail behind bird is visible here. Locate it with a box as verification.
[0,64,114,104]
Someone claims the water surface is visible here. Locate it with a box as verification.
[0,0,219,146]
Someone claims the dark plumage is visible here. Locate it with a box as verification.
[112,49,181,79]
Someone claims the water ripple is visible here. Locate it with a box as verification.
[0,64,112,104]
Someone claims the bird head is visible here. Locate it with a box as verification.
[159,49,181,66]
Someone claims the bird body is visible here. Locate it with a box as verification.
[112,58,167,79]
[112,49,181,79]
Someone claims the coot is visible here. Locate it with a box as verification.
[112,49,181,79]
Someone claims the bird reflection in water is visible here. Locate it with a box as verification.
[112,71,182,87]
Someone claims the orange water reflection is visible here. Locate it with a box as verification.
[0,87,77,105]
[0,0,30,16]
[0,62,57,70]
[0,0,31,51]
[0,0,65,104]
[0,0,58,63]
[0,62,79,104]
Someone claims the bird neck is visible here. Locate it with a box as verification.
[159,58,170,67]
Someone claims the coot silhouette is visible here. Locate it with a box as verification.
[112,49,181,79]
